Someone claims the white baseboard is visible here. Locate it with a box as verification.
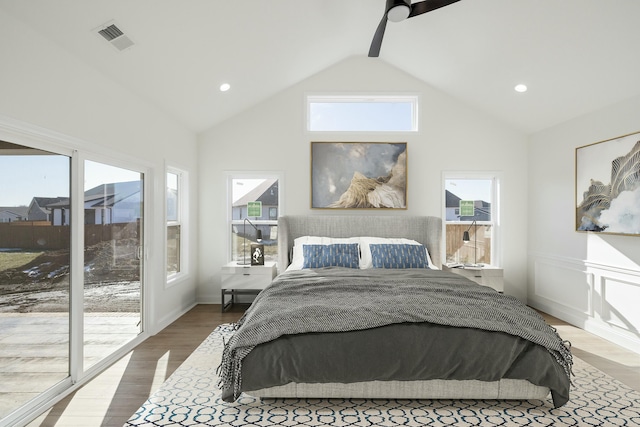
[154,301,198,334]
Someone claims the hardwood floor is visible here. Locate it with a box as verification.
[0,312,142,421]
[26,304,245,427]
[24,305,639,427]
[539,311,640,392]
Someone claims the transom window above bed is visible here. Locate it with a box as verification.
[306,95,418,132]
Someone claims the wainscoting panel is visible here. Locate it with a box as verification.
[529,253,640,354]
[600,273,640,334]
[533,257,592,315]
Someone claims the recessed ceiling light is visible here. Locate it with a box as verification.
[219,83,231,92]
[514,84,528,93]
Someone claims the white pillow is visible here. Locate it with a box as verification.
[287,236,361,271]
[359,237,437,269]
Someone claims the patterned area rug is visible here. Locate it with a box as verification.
[124,324,640,427]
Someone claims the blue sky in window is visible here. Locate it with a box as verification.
[232,179,266,203]
[1,156,140,206]
[446,179,492,202]
[0,155,70,206]
[84,160,140,190]
[309,102,414,131]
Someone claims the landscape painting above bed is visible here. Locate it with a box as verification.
[311,142,407,209]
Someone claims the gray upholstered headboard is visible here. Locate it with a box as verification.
[277,215,442,273]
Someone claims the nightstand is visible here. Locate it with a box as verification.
[220,261,276,312]
[442,265,504,292]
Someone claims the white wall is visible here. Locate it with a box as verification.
[0,10,199,333]
[528,95,640,353]
[198,56,530,303]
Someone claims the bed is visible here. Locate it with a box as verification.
[218,215,573,408]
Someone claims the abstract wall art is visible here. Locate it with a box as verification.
[576,131,640,235]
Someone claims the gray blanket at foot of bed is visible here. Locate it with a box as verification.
[241,321,569,407]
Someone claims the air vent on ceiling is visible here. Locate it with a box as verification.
[95,22,135,51]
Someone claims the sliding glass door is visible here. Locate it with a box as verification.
[0,141,146,424]
[0,141,71,419]
[83,160,143,370]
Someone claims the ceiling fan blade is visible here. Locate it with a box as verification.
[368,15,388,57]
[408,0,460,18]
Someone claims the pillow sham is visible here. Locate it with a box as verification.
[302,243,360,269]
[288,236,361,270]
[369,243,430,269]
[287,235,437,270]
[359,237,437,269]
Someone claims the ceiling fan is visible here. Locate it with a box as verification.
[368,0,461,57]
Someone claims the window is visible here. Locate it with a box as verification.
[167,168,187,281]
[307,95,418,132]
[227,172,282,265]
[443,173,500,266]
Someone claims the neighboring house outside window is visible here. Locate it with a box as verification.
[27,197,67,222]
[227,173,283,266]
[167,168,187,283]
[443,173,500,266]
[0,207,28,223]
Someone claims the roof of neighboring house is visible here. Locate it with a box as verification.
[84,180,140,199]
[45,181,142,209]
[30,197,68,211]
[85,181,141,208]
[445,190,491,220]
[445,190,461,208]
[0,206,29,217]
[233,178,278,207]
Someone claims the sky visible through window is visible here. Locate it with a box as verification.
[0,155,70,206]
[0,155,139,206]
[233,179,266,203]
[309,99,415,132]
[445,179,492,203]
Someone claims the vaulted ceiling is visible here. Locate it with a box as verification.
[2,0,639,134]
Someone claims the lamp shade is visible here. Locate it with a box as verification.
[256,229,263,242]
[462,231,470,242]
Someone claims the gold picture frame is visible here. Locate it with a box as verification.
[311,142,407,209]
[575,131,640,235]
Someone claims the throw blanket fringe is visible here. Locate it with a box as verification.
[217,268,573,405]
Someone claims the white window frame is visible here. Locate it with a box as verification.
[442,171,502,267]
[166,166,189,287]
[226,171,284,264]
[306,94,419,132]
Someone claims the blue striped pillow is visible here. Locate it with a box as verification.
[369,244,430,269]
[302,244,360,269]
